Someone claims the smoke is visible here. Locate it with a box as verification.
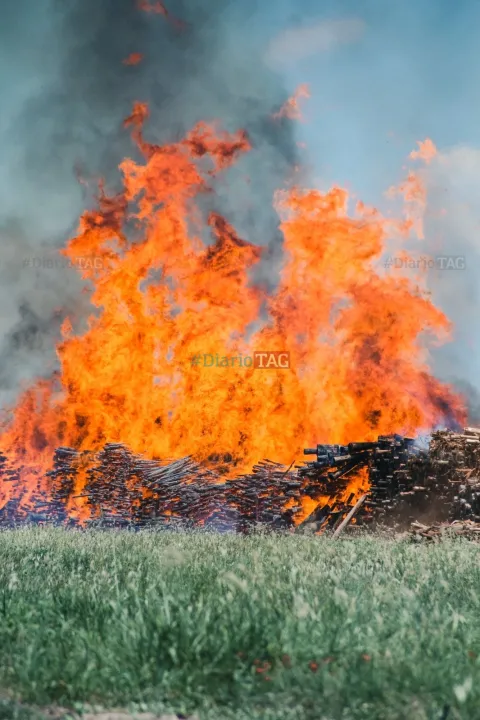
[0,0,299,406]
[265,17,365,67]
[411,148,480,401]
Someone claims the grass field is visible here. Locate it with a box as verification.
[0,527,479,720]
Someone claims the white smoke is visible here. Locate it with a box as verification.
[416,147,480,403]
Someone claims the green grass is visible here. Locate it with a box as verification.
[0,528,479,720]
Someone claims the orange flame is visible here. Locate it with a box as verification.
[137,0,168,15]
[0,107,466,515]
[137,0,186,30]
[273,84,310,121]
[123,53,144,66]
[410,139,437,165]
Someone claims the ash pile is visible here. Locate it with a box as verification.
[1,428,480,532]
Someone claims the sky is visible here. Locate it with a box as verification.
[267,0,480,198]
[262,0,480,398]
[0,0,479,411]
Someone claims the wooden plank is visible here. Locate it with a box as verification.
[332,494,367,538]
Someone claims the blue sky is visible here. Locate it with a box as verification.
[263,0,480,202]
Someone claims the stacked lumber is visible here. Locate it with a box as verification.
[1,428,480,532]
[407,520,480,542]
[432,428,480,522]
[384,427,480,526]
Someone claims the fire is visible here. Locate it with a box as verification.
[273,84,310,121]
[0,97,466,519]
[137,0,185,30]
[123,53,144,66]
[137,0,168,16]
[410,139,437,165]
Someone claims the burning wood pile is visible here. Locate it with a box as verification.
[0,93,471,537]
[298,427,480,532]
[0,445,302,531]
[1,427,480,533]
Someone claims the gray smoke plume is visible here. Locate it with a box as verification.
[411,149,480,404]
[0,0,298,407]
